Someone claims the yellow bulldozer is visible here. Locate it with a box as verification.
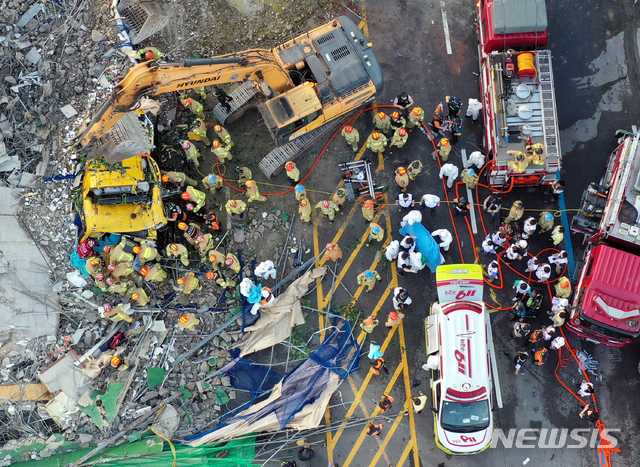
[76,16,383,241]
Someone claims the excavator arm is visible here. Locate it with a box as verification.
[77,50,293,159]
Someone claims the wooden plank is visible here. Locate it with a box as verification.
[0,383,51,402]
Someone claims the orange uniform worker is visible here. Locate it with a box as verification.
[360,316,379,333]
[395,167,409,192]
[285,161,300,183]
[298,198,311,222]
[324,243,343,262]
[362,200,375,222]
[370,358,388,376]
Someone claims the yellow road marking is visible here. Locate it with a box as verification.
[355,280,396,347]
[398,324,421,466]
[395,440,414,467]
[313,224,325,332]
[369,399,411,467]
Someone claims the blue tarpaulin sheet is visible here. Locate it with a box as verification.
[399,222,443,272]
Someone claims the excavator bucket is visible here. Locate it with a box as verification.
[84,112,155,163]
[116,0,169,45]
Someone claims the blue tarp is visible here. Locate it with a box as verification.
[216,357,282,397]
[399,222,443,272]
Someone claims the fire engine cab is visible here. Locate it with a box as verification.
[425,265,494,454]
[477,0,562,188]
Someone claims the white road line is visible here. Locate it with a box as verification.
[440,0,452,55]
[461,149,478,234]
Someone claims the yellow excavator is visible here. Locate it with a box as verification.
[77,16,382,241]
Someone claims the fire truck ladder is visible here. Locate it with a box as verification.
[536,51,561,173]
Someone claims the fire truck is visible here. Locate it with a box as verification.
[568,129,640,347]
[477,0,562,188]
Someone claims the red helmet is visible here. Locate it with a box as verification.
[392,111,400,119]
[96,272,105,280]
[399,128,407,136]
[213,140,221,148]
[214,125,222,132]
[131,293,140,301]
[300,199,308,206]
[196,235,205,243]
[133,246,141,254]
[364,201,374,209]
[106,277,115,286]
[177,277,186,285]
[90,257,100,266]
[181,192,190,201]
[377,112,386,119]
[322,200,330,208]
[371,132,380,140]
[107,264,117,272]
[206,271,215,280]
[110,356,121,367]
[145,50,154,60]
[229,200,237,208]
[140,267,149,276]
[87,239,96,247]
[179,315,190,324]
[398,167,407,175]
[103,246,111,253]
[186,203,195,211]
[103,303,112,311]
[162,174,170,182]
[178,222,188,231]
[389,311,398,320]
[182,99,192,106]
[225,257,234,266]
[412,107,422,115]
[286,162,295,171]
[326,243,334,251]
[344,125,353,133]
[181,141,191,149]
[170,244,179,252]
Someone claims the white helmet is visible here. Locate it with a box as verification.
[517,240,528,250]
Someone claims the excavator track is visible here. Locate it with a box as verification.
[258,117,347,179]
[212,81,260,125]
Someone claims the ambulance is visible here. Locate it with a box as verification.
[425,264,494,454]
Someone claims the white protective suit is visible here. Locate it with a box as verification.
[431,229,453,252]
[439,164,459,188]
[255,260,277,280]
[385,240,400,261]
[400,210,422,228]
[465,151,485,170]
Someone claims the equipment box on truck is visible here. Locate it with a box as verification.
[477,0,562,188]
[569,129,640,347]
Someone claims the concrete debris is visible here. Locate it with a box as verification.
[59,105,78,119]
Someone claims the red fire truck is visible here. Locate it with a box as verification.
[568,129,640,347]
[477,0,562,188]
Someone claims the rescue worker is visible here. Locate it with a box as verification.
[332,188,348,211]
[103,303,133,323]
[225,199,247,217]
[315,199,339,223]
[77,238,97,259]
[195,233,214,257]
[373,111,391,133]
[551,310,567,327]
[166,243,189,266]
[486,260,499,281]
[395,167,410,192]
[212,139,232,163]
[483,195,502,224]
[140,263,167,283]
[366,223,385,247]
[526,143,546,165]
[86,257,102,277]
[467,150,486,169]
[177,272,201,294]
[432,229,453,252]
[370,358,388,376]
[536,264,552,283]
[190,118,210,145]
[522,216,537,239]
[298,198,311,222]
[378,394,394,414]
[324,243,343,262]
[481,236,496,255]
[178,313,200,330]
[245,180,266,202]
[341,125,360,152]
[534,348,549,366]
[161,171,197,187]
[213,86,233,112]
[366,131,387,154]
[213,124,233,148]
[285,161,300,183]
[362,200,375,222]
[550,225,565,246]
[389,111,406,130]
[507,150,529,173]
[110,355,129,371]
[397,192,414,213]
[138,47,164,61]
[193,86,207,100]
[182,186,206,213]
[129,287,150,307]
[385,310,404,327]
[421,193,440,216]
[446,95,463,117]
[225,253,241,274]
[412,394,428,413]
[179,221,203,246]
[407,106,424,130]
[181,140,200,168]
[202,173,223,192]
[204,211,221,229]
[525,256,540,273]
[393,286,412,310]
[104,238,135,264]
[453,197,471,216]
[182,98,204,119]
[432,103,445,130]
[438,163,459,189]
[407,160,422,181]
[549,250,568,275]
[504,200,525,225]
[461,168,479,189]
[109,261,134,278]
[136,242,159,265]
[294,184,307,201]
[437,138,452,161]
[366,423,384,436]
[389,127,408,148]
[235,166,253,184]
[357,269,381,292]
[208,250,225,271]
[393,91,414,111]
[166,203,187,223]
[360,316,379,333]
[546,179,566,202]
[94,272,108,292]
[538,211,554,233]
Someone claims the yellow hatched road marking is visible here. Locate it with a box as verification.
[355,279,396,347]
[369,399,411,467]
[395,440,414,467]
[398,324,421,466]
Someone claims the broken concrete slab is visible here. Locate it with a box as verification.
[59,104,78,119]
[38,353,88,403]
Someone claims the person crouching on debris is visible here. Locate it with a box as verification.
[102,303,134,323]
[110,355,129,371]
[178,313,200,331]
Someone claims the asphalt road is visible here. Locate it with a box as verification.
[302,1,640,466]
